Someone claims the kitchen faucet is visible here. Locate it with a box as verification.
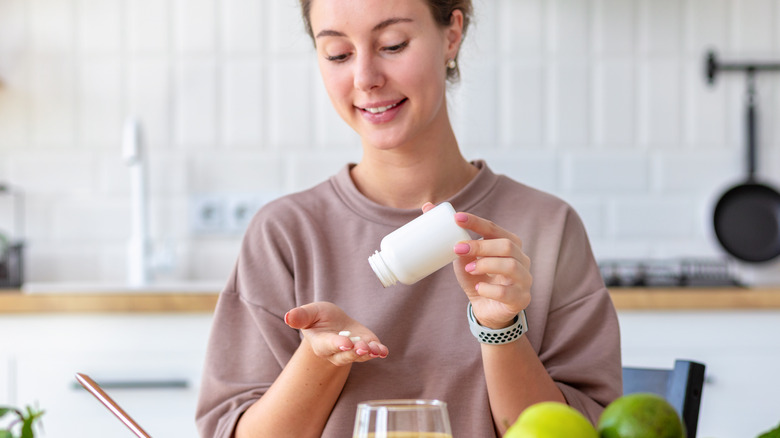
[122,117,150,287]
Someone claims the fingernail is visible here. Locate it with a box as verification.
[340,345,351,351]
[356,348,369,355]
[283,312,290,325]
[465,262,476,272]
[454,213,468,222]
[454,243,470,254]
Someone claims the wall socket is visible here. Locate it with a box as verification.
[190,193,276,235]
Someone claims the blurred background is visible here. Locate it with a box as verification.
[1,0,779,286]
[1,1,780,437]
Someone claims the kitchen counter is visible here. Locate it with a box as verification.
[2,287,780,313]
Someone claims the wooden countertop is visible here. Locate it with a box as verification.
[1,287,780,314]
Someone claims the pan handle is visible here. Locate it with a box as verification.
[746,70,757,180]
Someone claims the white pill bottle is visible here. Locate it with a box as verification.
[368,202,470,287]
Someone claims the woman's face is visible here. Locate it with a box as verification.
[309,0,462,152]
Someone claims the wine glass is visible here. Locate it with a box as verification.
[353,399,453,438]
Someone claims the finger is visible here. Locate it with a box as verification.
[421,202,436,213]
[284,303,320,329]
[454,212,518,241]
[456,239,528,265]
[466,256,529,280]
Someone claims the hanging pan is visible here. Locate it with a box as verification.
[708,52,780,262]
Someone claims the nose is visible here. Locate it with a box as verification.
[353,54,384,91]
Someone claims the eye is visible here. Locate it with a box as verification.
[383,41,408,53]
[325,52,351,63]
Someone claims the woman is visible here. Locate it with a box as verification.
[196,0,622,436]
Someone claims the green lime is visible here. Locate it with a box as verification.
[598,393,685,438]
[506,401,598,438]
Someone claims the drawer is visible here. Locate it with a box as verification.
[16,351,203,438]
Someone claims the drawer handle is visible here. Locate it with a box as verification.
[72,379,189,390]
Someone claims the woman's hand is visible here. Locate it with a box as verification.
[422,203,533,330]
[284,302,389,366]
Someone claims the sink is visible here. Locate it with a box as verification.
[22,281,224,294]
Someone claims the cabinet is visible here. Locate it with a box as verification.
[0,314,212,437]
[618,310,780,438]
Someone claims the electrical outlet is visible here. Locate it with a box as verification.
[190,194,226,234]
[225,193,275,234]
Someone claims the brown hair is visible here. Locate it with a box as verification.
[299,0,473,82]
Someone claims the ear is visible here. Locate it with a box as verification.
[444,9,464,60]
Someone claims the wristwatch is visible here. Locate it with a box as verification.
[467,302,528,345]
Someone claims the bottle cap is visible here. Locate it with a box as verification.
[368,250,397,287]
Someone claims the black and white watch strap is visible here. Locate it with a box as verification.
[467,302,528,345]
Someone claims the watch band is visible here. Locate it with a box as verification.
[467,302,528,345]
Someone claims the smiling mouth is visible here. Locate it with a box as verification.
[361,99,407,114]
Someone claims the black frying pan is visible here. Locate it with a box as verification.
[713,70,780,262]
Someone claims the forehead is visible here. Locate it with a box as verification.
[309,0,434,35]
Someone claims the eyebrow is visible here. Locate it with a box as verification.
[315,17,413,39]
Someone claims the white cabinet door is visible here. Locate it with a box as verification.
[0,314,212,438]
[619,311,780,438]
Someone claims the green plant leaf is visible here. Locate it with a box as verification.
[0,430,12,438]
[758,422,780,438]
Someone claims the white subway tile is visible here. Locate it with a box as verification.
[564,196,606,239]
[562,151,649,193]
[593,59,635,146]
[455,60,498,148]
[51,196,130,240]
[174,0,216,54]
[499,62,544,147]
[464,0,498,55]
[127,0,170,54]
[313,78,361,149]
[174,58,217,147]
[188,240,241,281]
[732,0,775,53]
[685,0,728,54]
[222,59,264,147]
[78,57,122,146]
[470,150,559,195]
[685,59,728,146]
[221,0,264,53]
[499,0,543,55]
[29,0,73,54]
[0,0,27,77]
[593,0,635,55]
[268,57,313,148]
[26,243,105,282]
[548,61,590,146]
[638,59,681,146]
[9,152,96,193]
[653,150,742,193]
[127,57,172,148]
[287,151,361,193]
[30,55,76,148]
[0,67,30,149]
[187,152,284,192]
[76,0,120,54]
[268,0,312,55]
[548,0,591,56]
[613,196,697,239]
[638,0,682,54]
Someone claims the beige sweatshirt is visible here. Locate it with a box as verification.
[195,160,622,437]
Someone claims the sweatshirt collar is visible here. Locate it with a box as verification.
[329,159,500,226]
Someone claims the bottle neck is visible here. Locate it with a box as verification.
[368,250,397,287]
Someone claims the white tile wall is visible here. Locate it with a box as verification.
[1,0,780,284]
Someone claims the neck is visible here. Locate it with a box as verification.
[350,141,477,210]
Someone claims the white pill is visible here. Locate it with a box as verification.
[349,336,361,343]
[338,330,351,337]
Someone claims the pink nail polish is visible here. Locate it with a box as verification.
[454,243,470,254]
[356,348,369,355]
[454,213,468,222]
[340,346,351,351]
[465,262,476,272]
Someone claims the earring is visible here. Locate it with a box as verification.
[447,58,457,70]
